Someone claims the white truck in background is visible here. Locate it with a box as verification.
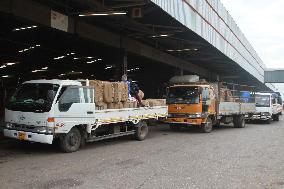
[4,80,167,152]
[251,92,282,123]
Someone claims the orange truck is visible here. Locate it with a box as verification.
[166,75,255,133]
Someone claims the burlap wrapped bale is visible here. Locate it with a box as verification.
[138,90,144,100]
[118,102,124,109]
[147,99,160,107]
[103,81,114,103]
[142,100,150,107]
[121,82,128,102]
[133,101,138,108]
[155,99,166,106]
[123,101,137,108]
[107,103,116,109]
[107,102,123,109]
[96,102,108,110]
[89,80,103,103]
[122,101,130,108]
[219,88,226,102]
[113,82,123,103]
[226,90,234,102]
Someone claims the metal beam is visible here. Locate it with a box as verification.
[0,0,214,78]
[264,70,284,83]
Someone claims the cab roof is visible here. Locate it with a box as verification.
[23,79,82,86]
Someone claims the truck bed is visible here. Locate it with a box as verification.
[219,102,255,115]
[94,106,168,125]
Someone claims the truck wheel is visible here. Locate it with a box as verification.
[134,121,148,141]
[169,123,180,131]
[59,127,82,153]
[201,117,213,133]
[273,114,279,121]
[213,120,221,128]
[233,115,245,128]
[266,118,272,124]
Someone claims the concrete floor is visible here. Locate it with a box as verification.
[0,119,284,189]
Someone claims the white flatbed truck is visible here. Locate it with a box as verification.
[4,80,167,152]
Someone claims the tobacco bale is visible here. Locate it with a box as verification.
[113,82,123,103]
[142,100,150,107]
[89,80,103,103]
[138,90,144,100]
[103,81,114,103]
[121,82,129,102]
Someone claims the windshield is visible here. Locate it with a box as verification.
[255,95,270,107]
[6,83,60,112]
[167,86,200,104]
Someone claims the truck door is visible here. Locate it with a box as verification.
[53,86,96,133]
[271,96,278,115]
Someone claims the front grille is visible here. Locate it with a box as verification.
[10,124,37,132]
[171,114,188,118]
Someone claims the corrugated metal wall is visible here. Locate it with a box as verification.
[151,0,277,90]
[264,70,284,83]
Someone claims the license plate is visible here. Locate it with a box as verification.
[18,132,26,140]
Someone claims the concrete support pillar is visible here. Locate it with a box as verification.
[114,49,128,81]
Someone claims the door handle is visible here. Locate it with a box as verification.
[87,111,94,114]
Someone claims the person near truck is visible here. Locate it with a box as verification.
[121,75,144,107]
[129,79,144,107]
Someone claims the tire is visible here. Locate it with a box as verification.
[134,121,148,141]
[266,118,272,124]
[245,119,251,124]
[273,114,279,121]
[201,117,213,133]
[233,115,245,128]
[59,127,82,153]
[213,120,221,128]
[169,123,181,131]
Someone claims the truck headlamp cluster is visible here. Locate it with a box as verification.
[5,123,13,128]
[261,112,270,116]
[36,126,54,134]
[188,113,203,118]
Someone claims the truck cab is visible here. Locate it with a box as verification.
[167,84,216,126]
[252,92,281,122]
[4,80,83,144]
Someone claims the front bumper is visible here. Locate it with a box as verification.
[4,129,53,144]
[165,118,204,125]
[250,114,271,121]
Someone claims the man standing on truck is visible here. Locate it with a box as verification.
[129,78,144,107]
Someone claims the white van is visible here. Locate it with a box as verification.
[251,92,282,123]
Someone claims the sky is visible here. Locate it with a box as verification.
[221,0,284,95]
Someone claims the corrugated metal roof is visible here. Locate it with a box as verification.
[151,0,276,90]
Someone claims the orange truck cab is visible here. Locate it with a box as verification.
[166,75,256,133]
[166,84,217,132]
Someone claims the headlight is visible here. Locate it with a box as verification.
[36,126,53,133]
[188,113,202,118]
[196,113,202,118]
[261,112,270,116]
[5,123,13,128]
